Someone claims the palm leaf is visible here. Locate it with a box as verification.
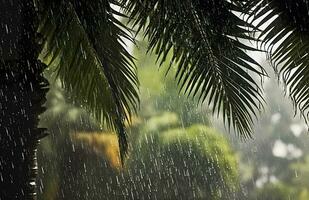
[121,0,265,137]
[37,0,139,161]
[247,0,309,123]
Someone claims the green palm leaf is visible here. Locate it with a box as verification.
[37,0,139,161]
[121,0,265,137]
[247,0,309,123]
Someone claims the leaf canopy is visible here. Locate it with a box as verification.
[121,0,266,137]
[37,0,139,160]
[34,0,309,158]
[247,0,309,122]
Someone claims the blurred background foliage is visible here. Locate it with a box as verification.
[227,64,309,200]
[37,40,309,199]
[37,40,238,200]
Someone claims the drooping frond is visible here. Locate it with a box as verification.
[121,0,265,137]
[247,0,309,122]
[37,0,139,160]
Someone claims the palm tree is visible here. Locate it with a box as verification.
[1,0,309,199]
[0,0,138,198]
[247,0,309,121]
[0,1,49,199]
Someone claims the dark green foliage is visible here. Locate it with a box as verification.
[121,0,266,137]
[34,0,309,160]
[4,1,309,198]
[247,0,309,122]
[127,125,238,200]
[37,43,240,199]
[37,0,139,158]
[38,116,239,199]
[228,74,309,200]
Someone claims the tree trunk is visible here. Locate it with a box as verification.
[0,1,49,199]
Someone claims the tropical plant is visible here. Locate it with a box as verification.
[126,124,239,200]
[1,0,309,198]
[231,75,308,199]
[35,38,239,199]
[36,72,239,199]
[1,0,138,198]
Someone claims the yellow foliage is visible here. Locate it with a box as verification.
[71,116,140,170]
[124,115,142,127]
[299,188,309,200]
[72,132,122,170]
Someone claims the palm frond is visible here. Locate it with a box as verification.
[37,0,139,160]
[247,0,309,123]
[121,0,265,137]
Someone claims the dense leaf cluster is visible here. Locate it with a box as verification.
[34,0,309,159]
